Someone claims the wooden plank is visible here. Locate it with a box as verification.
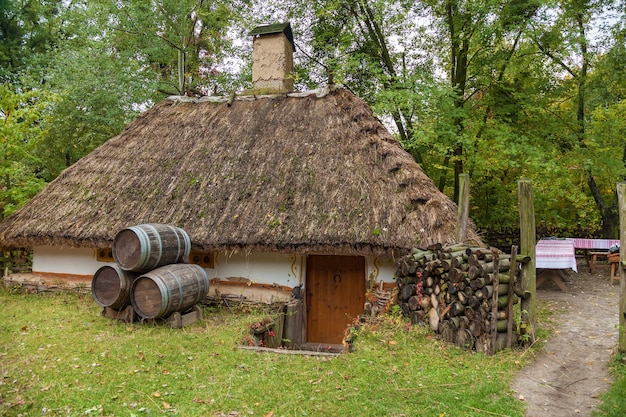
[238,346,340,356]
[166,305,202,328]
[518,179,536,344]
[283,301,303,349]
[266,310,285,348]
[617,182,626,354]
[102,305,136,323]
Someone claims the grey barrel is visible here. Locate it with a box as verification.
[130,264,209,319]
[91,264,137,309]
[112,224,191,272]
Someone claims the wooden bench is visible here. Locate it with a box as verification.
[589,251,610,274]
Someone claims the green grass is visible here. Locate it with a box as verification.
[595,353,626,417]
[0,287,544,417]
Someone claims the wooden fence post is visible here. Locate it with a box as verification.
[518,179,536,343]
[618,182,626,354]
[455,173,470,243]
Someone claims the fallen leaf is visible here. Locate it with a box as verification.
[153,391,161,397]
[163,402,171,409]
[388,340,397,345]
[193,398,215,404]
[264,412,275,417]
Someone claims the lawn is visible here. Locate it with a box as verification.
[0,286,621,417]
[596,353,626,417]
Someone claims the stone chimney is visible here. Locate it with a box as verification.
[249,22,294,93]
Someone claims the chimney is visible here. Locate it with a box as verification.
[249,22,295,93]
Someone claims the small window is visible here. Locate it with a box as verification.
[189,251,214,268]
[96,248,114,262]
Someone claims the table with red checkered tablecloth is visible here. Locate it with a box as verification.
[536,239,578,272]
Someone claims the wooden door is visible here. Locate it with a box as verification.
[306,255,366,344]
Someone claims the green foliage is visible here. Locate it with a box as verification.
[97,0,241,96]
[0,85,46,219]
[0,0,62,82]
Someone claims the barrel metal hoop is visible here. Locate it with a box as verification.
[148,224,164,270]
[133,225,151,271]
[173,267,185,312]
[154,272,173,319]
[180,228,191,258]
[198,267,209,304]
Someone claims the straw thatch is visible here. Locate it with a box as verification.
[0,87,481,256]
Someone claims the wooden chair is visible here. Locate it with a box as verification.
[609,253,620,285]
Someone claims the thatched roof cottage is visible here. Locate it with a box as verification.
[0,23,480,345]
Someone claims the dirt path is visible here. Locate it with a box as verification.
[511,264,619,417]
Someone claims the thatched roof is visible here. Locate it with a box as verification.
[0,87,481,256]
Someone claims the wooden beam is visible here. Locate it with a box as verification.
[518,179,536,343]
[238,346,341,356]
[617,182,626,354]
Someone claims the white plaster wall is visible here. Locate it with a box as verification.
[210,252,303,288]
[368,257,396,283]
[31,246,397,286]
[33,246,111,276]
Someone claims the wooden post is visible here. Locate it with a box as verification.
[618,182,626,354]
[518,179,536,343]
[283,301,304,349]
[489,249,499,355]
[455,173,470,243]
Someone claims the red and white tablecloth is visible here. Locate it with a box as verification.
[570,238,620,250]
[536,239,578,272]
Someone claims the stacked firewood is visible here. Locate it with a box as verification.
[396,243,529,354]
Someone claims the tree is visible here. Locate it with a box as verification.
[528,0,623,237]
[100,0,241,96]
[6,0,247,182]
[0,85,46,219]
[284,0,450,167]
[0,0,61,82]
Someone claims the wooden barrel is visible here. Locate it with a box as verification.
[112,224,191,272]
[91,264,137,309]
[130,264,209,319]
